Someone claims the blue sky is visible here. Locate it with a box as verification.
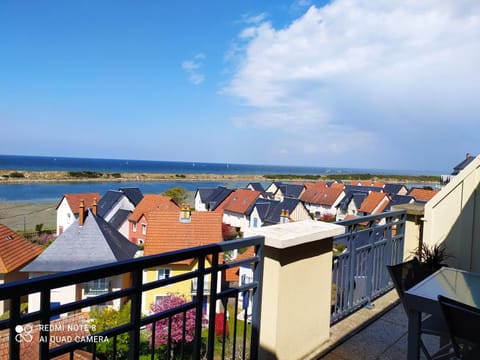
[1,1,479,172]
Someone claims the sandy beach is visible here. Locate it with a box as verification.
[0,202,57,231]
[0,170,268,183]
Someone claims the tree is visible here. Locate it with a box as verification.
[163,186,189,205]
[90,302,131,360]
[147,295,204,358]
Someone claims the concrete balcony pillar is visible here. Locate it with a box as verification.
[392,203,425,260]
[253,220,345,360]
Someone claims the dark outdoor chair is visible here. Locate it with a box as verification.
[387,258,451,360]
[438,295,480,359]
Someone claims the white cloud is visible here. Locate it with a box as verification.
[223,0,480,168]
[181,53,206,85]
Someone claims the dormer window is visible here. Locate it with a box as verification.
[179,204,191,223]
[133,222,137,232]
[142,224,147,235]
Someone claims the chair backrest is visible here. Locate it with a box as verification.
[438,295,480,356]
[387,258,428,300]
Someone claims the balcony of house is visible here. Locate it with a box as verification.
[1,156,479,359]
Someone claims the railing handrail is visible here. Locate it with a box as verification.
[0,236,261,299]
[335,209,406,227]
[0,235,265,360]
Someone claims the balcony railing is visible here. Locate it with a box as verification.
[331,210,406,323]
[0,236,264,360]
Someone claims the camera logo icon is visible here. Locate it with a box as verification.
[15,324,34,343]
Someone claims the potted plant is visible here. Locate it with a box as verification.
[415,243,452,275]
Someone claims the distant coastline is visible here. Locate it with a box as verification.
[0,169,440,185]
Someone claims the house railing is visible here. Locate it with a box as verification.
[331,210,406,323]
[0,236,264,360]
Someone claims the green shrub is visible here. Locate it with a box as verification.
[9,172,25,178]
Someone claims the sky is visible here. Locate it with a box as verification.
[1,0,479,173]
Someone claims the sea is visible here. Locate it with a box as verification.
[0,155,442,203]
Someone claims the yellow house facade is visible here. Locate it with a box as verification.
[142,209,223,314]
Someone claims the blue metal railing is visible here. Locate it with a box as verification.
[331,210,406,323]
[0,236,264,360]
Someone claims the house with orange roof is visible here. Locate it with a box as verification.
[300,182,345,219]
[358,192,390,216]
[336,191,369,221]
[142,209,223,314]
[215,189,262,232]
[128,194,179,245]
[407,187,439,203]
[0,224,43,314]
[56,192,100,235]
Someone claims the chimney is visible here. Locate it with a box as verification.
[280,209,289,224]
[179,204,191,223]
[79,199,85,226]
[466,153,472,159]
[92,198,97,216]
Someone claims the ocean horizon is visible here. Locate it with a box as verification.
[0,154,443,203]
[0,154,443,176]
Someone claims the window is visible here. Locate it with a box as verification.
[157,268,171,281]
[84,278,109,296]
[142,224,147,235]
[133,222,137,232]
[253,218,258,227]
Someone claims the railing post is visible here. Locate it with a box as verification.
[365,220,375,308]
[193,255,206,360]
[39,289,51,360]
[250,238,265,360]
[254,220,345,360]
[9,295,21,360]
[346,225,357,309]
[206,252,219,359]
[129,268,142,359]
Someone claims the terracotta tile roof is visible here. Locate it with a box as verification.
[215,189,261,215]
[129,194,179,222]
[408,188,439,202]
[300,183,344,206]
[349,180,385,187]
[358,192,390,214]
[144,210,224,262]
[330,182,345,189]
[0,224,43,274]
[56,193,101,214]
[0,313,93,360]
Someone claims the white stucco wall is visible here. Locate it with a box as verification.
[56,199,75,235]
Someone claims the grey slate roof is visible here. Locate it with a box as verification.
[97,190,124,218]
[97,188,143,218]
[452,155,476,175]
[385,195,415,211]
[109,209,132,230]
[264,197,303,224]
[204,186,233,211]
[22,210,138,273]
[196,188,217,202]
[276,184,304,199]
[344,185,384,194]
[253,197,306,225]
[336,191,368,211]
[119,187,143,206]
[383,184,406,196]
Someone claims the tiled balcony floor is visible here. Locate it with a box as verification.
[318,291,440,360]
